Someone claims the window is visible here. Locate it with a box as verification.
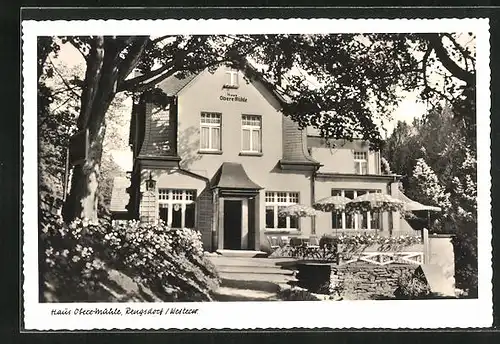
[224,70,239,88]
[331,189,381,231]
[354,151,368,175]
[158,189,196,228]
[265,191,299,230]
[200,112,221,151]
[241,115,262,153]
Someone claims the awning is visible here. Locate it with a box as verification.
[211,162,262,196]
[398,191,441,212]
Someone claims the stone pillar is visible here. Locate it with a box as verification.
[429,234,455,291]
[241,198,249,249]
[422,227,430,264]
[217,197,225,250]
[211,190,219,252]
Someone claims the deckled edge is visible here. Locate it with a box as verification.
[21,17,493,331]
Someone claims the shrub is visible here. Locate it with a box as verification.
[40,211,108,301]
[451,230,478,298]
[393,270,431,299]
[278,288,321,301]
[40,211,219,302]
[101,220,219,301]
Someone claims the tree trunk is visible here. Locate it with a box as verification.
[61,36,149,222]
[63,124,107,223]
[63,36,123,223]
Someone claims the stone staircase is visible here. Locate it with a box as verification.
[207,252,298,301]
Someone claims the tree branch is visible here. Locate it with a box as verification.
[78,36,105,130]
[151,35,173,45]
[117,36,150,83]
[426,34,475,85]
[48,57,81,100]
[117,62,175,92]
[442,33,475,73]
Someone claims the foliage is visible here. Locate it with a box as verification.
[40,211,108,301]
[277,288,321,301]
[383,106,476,233]
[40,211,219,302]
[451,229,478,298]
[39,32,475,221]
[38,58,80,202]
[380,157,392,174]
[277,234,422,262]
[102,220,219,301]
[393,270,431,299]
[319,233,422,252]
[410,157,452,213]
[383,104,477,295]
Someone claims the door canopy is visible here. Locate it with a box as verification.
[211,162,262,197]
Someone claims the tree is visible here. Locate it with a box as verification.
[40,33,475,222]
[38,52,81,206]
[411,158,451,213]
[383,105,478,296]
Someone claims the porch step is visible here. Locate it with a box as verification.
[219,272,298,293]
[216,265,295,275]
[215,249,268,258]
[208,256,296,268]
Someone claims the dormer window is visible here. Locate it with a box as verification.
[354,151,368,175]
[224,70,239,89]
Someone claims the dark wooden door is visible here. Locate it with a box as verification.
[223,200,242,249]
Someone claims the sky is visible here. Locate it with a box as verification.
[53,38,431,171]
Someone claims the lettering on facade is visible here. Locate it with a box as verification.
[219,93,248,103]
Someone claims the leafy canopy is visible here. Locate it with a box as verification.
[60,33,475,150]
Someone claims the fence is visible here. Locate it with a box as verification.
[268,228,431,266]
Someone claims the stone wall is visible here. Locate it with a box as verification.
[296,262,418,300]
[330,263,418,300]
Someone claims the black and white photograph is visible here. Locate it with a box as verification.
[22,18,492,329]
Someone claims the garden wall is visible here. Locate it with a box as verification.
[296,262,418,300]
[330,263,418,300]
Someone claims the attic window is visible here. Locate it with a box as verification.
[223,70,239,89]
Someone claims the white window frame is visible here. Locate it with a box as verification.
[241,115,262,153]
[200,112,221,151]
[331,189,382,230]
[354,151,368,175]
[158,189,196,228]
[224,70,239,88]
[265,191,300,230]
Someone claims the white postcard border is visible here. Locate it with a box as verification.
[22,18,492,330]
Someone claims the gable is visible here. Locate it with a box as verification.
[177,65,283,112]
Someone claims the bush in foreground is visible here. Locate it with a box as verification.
[277,288,321,301]
[393,270,431,300]
[451,229,478,298]
[40,211,219,302]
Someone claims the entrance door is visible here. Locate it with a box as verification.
[223,200,242,249]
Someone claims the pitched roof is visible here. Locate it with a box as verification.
[211,162,262,190]
[156,72,198,96]
[110,177,130,213]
